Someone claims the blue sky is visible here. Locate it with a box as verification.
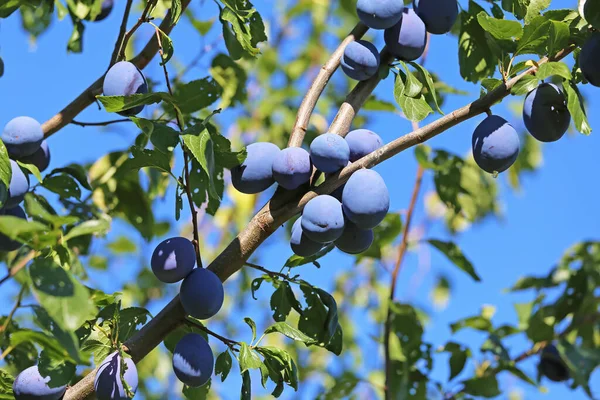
[1,0,598,399]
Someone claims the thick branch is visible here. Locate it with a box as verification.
[287,22,368,147]
[41,0,192,138]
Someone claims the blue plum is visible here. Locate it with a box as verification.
[94,352,138,400]
[151,236,196,283]
[342,169,389,229]
[415,0,458,35]
[523,83,570,143]
[301,195,345,243]
[309,133,350,173]
[1,160,30,209]
[472,115,520,174]
[13,365,66,400]
[0,206,26,252]
[96,0,114,21]
[356,0,404,30]
[334,221,374,254]
[231,142,280,194]
[20,140,51,173]
[580,33,600,87]
[180,267,224,319]
[539,344,569,382]
[384,9,428,61]
[341,40,381,81]
[103,61,148,116]
[172,333,214,387]
[290,218,323,257]
[345,129,383,162]
[272,147,312,190]
[2,116,44,158]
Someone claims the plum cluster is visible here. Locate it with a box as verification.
[231,129,389,256]
[0,116,51,252]
[149,236,222,389]
[341,0,458,81]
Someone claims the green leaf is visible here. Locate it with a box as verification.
[210,53,248,108]
[183,380,211,400]
[238,342,262,373]
[50,164,92,190]
[37,351,76,388]
[536,62,572,80]
[270,281,296,322]
[398,62,423,97]
[510,74,539,95]
[264,322,317,344]
[458,3,498,82]
[284,243,334,268]
[393,73,433,121]
[525,0,551,24]
[0,139,11,202]
[450,316,493,333]
[168,0,182,27]
[182,127,220,201]
[163,323,207,353]
[156,27,174,65]
[33,306,83,364]
[244,317,257,343]
[516,16,550,55]
[440,342,469,381]
[122,146,173,175]
[16,160,42,182]
[0,215,49,242]
[174,77,222,114]
[219,1,267,60]
[477,12,523,39]
[409,61,443,114]
[63,217,110,242]
[428,239,481,281]
[547,21,570,57]
[67,19,85,53]
[215,350,233,382]
[42,174,82,200]
[359,213,403,259]
[130,118,180,153]
[461,375,501,397]
[97,92,179,115]
[29,257,96,331]
[0,0,21,18]
[0,369,14,398]
[9,330,74,362]
[118,307,151,342]
[564,80,592,135]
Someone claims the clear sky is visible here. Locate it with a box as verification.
[0,0,598,399]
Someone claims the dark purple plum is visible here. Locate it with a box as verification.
[472,115,520,174]
[103,61,148,116]
[272,147,312,190]
[1,160,30,209]
[0,206,26,252]
[523,83,570,143]
[231,142,280,194]
[13,365,66,400]
[2,116,44,158]
[309,133,350,173]
[290,218,323,257]
[334,221,374,254]
[151,236,196,283]
[356,0,404,29]
[580,33,600,87]
[301,195,345,243]
[342,169,389,229]
[20,140,50,173]
[172,333,214,387]
[384,9,428,61]
[96,0,114,21]
[415,0,458,35]
[94,352,138,400]
[345,129,383,162]
[341,40,381,81]
[539,344,570,382]
[180,267,224,320]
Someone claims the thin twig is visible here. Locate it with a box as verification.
[0,285,26,334]
[109,0,135,66]
[244,262,300,282]
[118,0,158,61]
[0,250,36,287]
[287,22,368,147]
[185,317,240,349]
[70,119,132,127]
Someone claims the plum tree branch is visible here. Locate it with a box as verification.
[108,0,135,66]
[287,22,368,147]
[41,0,192,138]
[117,0,159,61]
[63,42,575,400]
[0,250,36,287]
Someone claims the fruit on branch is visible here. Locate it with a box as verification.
[356,0,404,29]
[342,169,390,229]
[538,344,570,382]
[19,140,51,172]
[231,142,280,194]
[12,365,66,400]
[95,0,114,21]
[334,221,374,254]
[384,8,428,62]
[290,217,324,256]
[0,205,26,252]
[1,116,44,158]
[272,147,312,190]
[172,333,214,387]
[94,352,139,400]
[309,133,350,173]
[151,237,196,283]
[180,267,224,320]
[301,195,345,243]
[341,40,381,81]
[472,115,520,174]
[102,61,149,116]
[345,129,383,162]
[579,33,600,87]
[0,160,30,209]
[414,0,458,35]
[523,83,570,143]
